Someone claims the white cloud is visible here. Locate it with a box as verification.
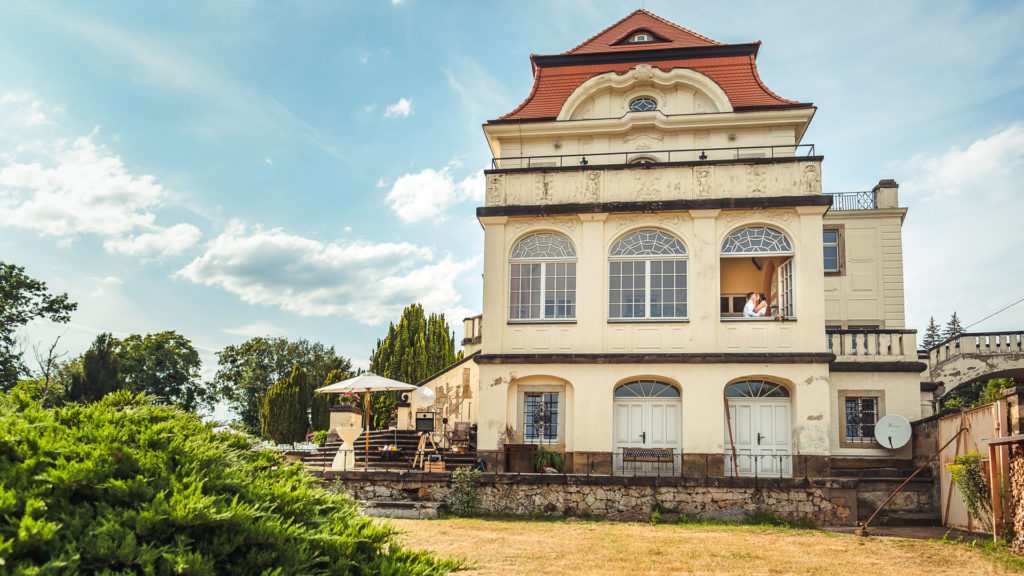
[222,321,291,338]
[385,163,484,223]
[104,223,202,257]
[384,98,413,118]
[363,103,378,114]
[902,124,1024,333]
[0,130,200,257]
[264,157,273,166]
[176,220,479,325]
[376,177,387,188]
[0,92,53,127]
[89,275,123,297]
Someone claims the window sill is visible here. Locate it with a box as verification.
[720,316,797,322]
[608,318,689,324]
[839,440,881,450]
[507,319,577,325]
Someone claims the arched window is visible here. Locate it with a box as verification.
[627,31,655,43]
[609,230,687,319]
[721,226,793,255]
[614,380,680,398]
[720,226,795,319]
[628,97,658,112]
[509,233,576,321]
[725,379,790,398]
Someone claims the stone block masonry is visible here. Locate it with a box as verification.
[323,471,858,525]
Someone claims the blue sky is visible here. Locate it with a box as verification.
[2,0,1024,387]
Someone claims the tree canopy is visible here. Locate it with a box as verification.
[0,389,458,574]
[66,332,122,403]
[213,337,351,435]
[117,330,210,412]
[0,261,77,389]
[367,303,461,429]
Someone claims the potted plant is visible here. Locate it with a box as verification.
[533,446,564,473]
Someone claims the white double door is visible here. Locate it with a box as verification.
[725,399,792,477]
[613,398,681,475]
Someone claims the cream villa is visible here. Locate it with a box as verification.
[451,10,925,478]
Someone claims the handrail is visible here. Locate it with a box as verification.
[491,143,817,169]
[825,191,876,210]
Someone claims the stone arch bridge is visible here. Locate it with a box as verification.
[923,331,1024,393]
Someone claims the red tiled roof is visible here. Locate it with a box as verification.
[497,55,805,121]
[565,9,722,54]
[492,11,808,122]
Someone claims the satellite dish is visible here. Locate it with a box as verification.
[874,414,912,450]
[412,386,436,408]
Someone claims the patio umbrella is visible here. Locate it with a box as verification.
[315,372,417,469]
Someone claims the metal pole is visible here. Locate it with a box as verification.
[859,426,968,536]
[724,389,740,477]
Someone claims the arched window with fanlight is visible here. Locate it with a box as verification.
[609,230,687,320]
[725,379,790,398]
[720,226,795,319]
[614,380,681,398]
[509,232,577,321]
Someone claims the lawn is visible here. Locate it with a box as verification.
[386,517,1023,575]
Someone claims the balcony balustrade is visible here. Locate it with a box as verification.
[824,191,876,210]
[826,329,918,360]
[928,331,1024,365]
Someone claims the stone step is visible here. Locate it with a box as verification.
[359,500,443,520]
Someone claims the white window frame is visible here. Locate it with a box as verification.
[509,233,577,322]
[609,230,688,321]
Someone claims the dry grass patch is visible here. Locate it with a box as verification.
[386,517,1021,575]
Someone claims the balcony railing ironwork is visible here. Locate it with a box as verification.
[491,143,816,170]
[825,190,877,210]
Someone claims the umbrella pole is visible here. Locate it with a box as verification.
[364,391,369,470]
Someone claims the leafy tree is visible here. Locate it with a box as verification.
[213,337,351,435]
[0,261,77,389]
[0,390,459,574]
[117,330,210,412]
[944,311,965,340]
[67,332,124,403]
[260,364,313,444]
[367,303,461,429]
[922,316,942,349]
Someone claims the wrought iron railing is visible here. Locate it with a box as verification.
[825,191,876,210]
[491,144,817,169]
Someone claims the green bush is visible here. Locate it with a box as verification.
[447,467,482,517]
[947,451,992,528]
[0,390,460,575]
[312,429,329,445]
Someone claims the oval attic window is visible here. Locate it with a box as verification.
[628,97,658,112]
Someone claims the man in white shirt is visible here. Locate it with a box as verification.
[742,292,758,317]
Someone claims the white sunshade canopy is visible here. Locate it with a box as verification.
[314,372,417,394]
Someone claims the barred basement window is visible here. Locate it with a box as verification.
[845,397,878,442]
[524,392,558,444]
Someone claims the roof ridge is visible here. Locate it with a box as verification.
[633,9,722,47]
[564,9,722,55]
[563,10,641,55]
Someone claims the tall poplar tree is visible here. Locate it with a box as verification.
[259,363,313,444]
[367,303,461,429]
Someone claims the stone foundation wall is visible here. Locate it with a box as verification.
[325,471,857,525]
[1011,447,1024,555]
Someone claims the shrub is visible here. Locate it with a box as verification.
[447,467,482,517]
[311,429,329,445]
[0,390,460,574]
[947,451,992,528]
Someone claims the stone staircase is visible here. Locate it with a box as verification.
[829,457,940,526]
[301,429,478,471]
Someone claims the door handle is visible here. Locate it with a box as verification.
[756,433,763,445]
[640,432,646,443]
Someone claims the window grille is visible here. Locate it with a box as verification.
[524,392,558,444]
[845,397,877,442]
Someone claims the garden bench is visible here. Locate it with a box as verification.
[621,447,675,476]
